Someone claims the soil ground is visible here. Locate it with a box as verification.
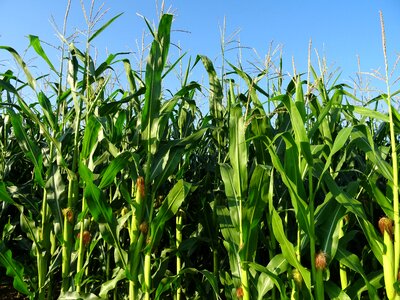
[0,276,28,300]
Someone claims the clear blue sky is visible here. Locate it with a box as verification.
[1,1,400,96]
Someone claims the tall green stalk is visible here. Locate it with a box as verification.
[62,175,79,292]
[37,187,51,300]
[129,177,145,300]
[62,55,81,293]
[308,168,321,299]
[380,12,400,299]
[338,218,348,289]
[141,13,173,300]
[176,210,183,300]
[76,196,88,293]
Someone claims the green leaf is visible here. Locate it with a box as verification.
[341,103,389,122]
[242,165,270,261]
[196,269,220,298]
[321,177,367,219]
[89,13,123,43]
[266,133,309,234]
[5,92,67,169]
[46,166,66,237]
[0,242,32,296]
[0,182,15,205]
[320,126,353,178]
[150,128,207,191]
[229,104,248,198]
[38,91,57,130]
[315,195,346,259]
[150,145,185,191]
[58,291,101,300]
[368,174,393,218]
[0,78,18,93]
[324,281,351,300]
[281,92,313,166]
[79,163,119,249]
[198,55,224,120]
[111,110,126,143]
[8,109,45,187]
[336,245,379,299]
[0,46,36,90]
[29,35,57,73]
[98,152,132,189]
[81,115,102,160]
[99,267,126,298]
[227,62,265,107]
[154,268,221,300]
[351,125,393,181]
[216,203,240,252]
[248,254,289,300]
[220,164,240,229]
[20,213,39,247]
[142,14,173,155]
[149,179,191,250]
[271,209,311,291]
[294,76,307,122]
[346,271,383,300]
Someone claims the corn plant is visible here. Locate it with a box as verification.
[1,6,400,300]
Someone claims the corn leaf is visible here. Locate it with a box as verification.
[271,209,311,291]
[0,182,15,205]
[227,62,264,107]
[154,268,221,300]
[324,281,351,300]
[0,242,32,297]
[229,104,248,198]
[266,133,309,234]
[81,115,102,160]
[248,255,289,300]
[315,195,346,259]
[99,267,126,299]
[241,165,270,261]
[38,91,57,130]
[198,55,224,121]
[220,164,240,229]
[29,35,57,74]
[336,245,379,300]
[58,291,101,300]
[149,179,191,250]
[0,46,36,90]
[281,93,313,166]
[351,124,393,181]
[142,14,172,155]
[8,109,45,187]
[0,78,18,93]
[79,163,119,249]
[98,152,132,190]
[46,166,66,238]
[320,126,353,179]
[150,145,185,191]
[88,13,123,43]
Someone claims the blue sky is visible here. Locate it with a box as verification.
[1,1,400,97]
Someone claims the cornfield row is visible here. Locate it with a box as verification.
[1,10,400,300]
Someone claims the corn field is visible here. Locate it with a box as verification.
[1,8,400,300]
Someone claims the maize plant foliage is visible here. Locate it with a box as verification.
[0,10,400,300]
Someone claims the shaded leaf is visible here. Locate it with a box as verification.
[99,267,126,299]
[271,209,311,290]
[149,179,191,249]
[0,242,32,297]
